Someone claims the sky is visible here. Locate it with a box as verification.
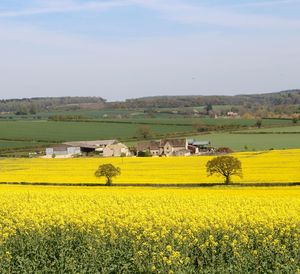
[0,0,299,101]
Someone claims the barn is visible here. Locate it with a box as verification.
[45,145,81,157]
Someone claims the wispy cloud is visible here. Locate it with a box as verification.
[234,0,300,7]
[0,0,130,18]
[0,1,299,100]
[133,0,300,30]
[1,0,300,30]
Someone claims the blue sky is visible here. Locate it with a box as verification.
[0,0,299,100]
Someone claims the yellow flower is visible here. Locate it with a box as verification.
[166,245,172,252]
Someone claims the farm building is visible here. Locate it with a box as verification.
[45,139,130,157]
[137,138,212,156]
[188,145,199,154]
[137,141,161,156]
[63,140,118,154]
[103,143,130,157]
[173,149,191,156]
[227,111,239,118]
[45,145,81,157]
[188,139,211,151]
[160,139,188,156]
[137,138,189,156]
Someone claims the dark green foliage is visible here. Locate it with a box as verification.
[110,90,300,109]
[95,164,121,186]
[137,151,152,157]
[0,227,136,274]
[48,115,86,121]
[256,119,262,128]
[136,125,152,139]
[0,226,299,273]
[292,117,298,124]
[205,103,213,114]
[0,97,105,113]
[206,156,243,184]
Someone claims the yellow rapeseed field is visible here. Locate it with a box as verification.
[0,149,299,184]
[0,186,299,272]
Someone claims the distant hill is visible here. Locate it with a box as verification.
[108,90,300,108]
[0,97,106,114]
[1,90,299,115]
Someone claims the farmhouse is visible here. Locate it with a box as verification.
[160,139,188,156]
[136,138,212,156]
[137,138,190,156]
[103,143,130,157]
[137,141,160,156]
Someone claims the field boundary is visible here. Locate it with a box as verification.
[231,132,300,135]
[1,182,300,187]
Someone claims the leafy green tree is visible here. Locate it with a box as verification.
[206,156,242,185]
[29,103,37,115]
[95,164,121,186]
[256,119,262,128]
[205,103,213,114]
[193,122,205,132]
[292,116,298,124]
[137,125,152,139]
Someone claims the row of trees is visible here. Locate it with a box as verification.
[95,156,242,185]
[108,90,300,109]
[0,97,105,114]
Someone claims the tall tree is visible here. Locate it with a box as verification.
[205,103,213,115]
[136,125,152,139]
[95,164,121,186]
[206,156,243,185]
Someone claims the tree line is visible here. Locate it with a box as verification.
[107,90,300,117]
[0,97,105,114]
[109,90,300,108]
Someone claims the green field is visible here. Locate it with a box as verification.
[125,117,292,125]
[238,125,300,133]
[188,132,300,151]
[0,118,299,153]
[0,140,42,149]
[0,120,192,142]
[84,117,295,127]
[1,107,296,126]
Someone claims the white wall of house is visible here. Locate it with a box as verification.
[163,142,173,156]
[103,147,114,157]
[163,142,187,156]
[103,143,130,157]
